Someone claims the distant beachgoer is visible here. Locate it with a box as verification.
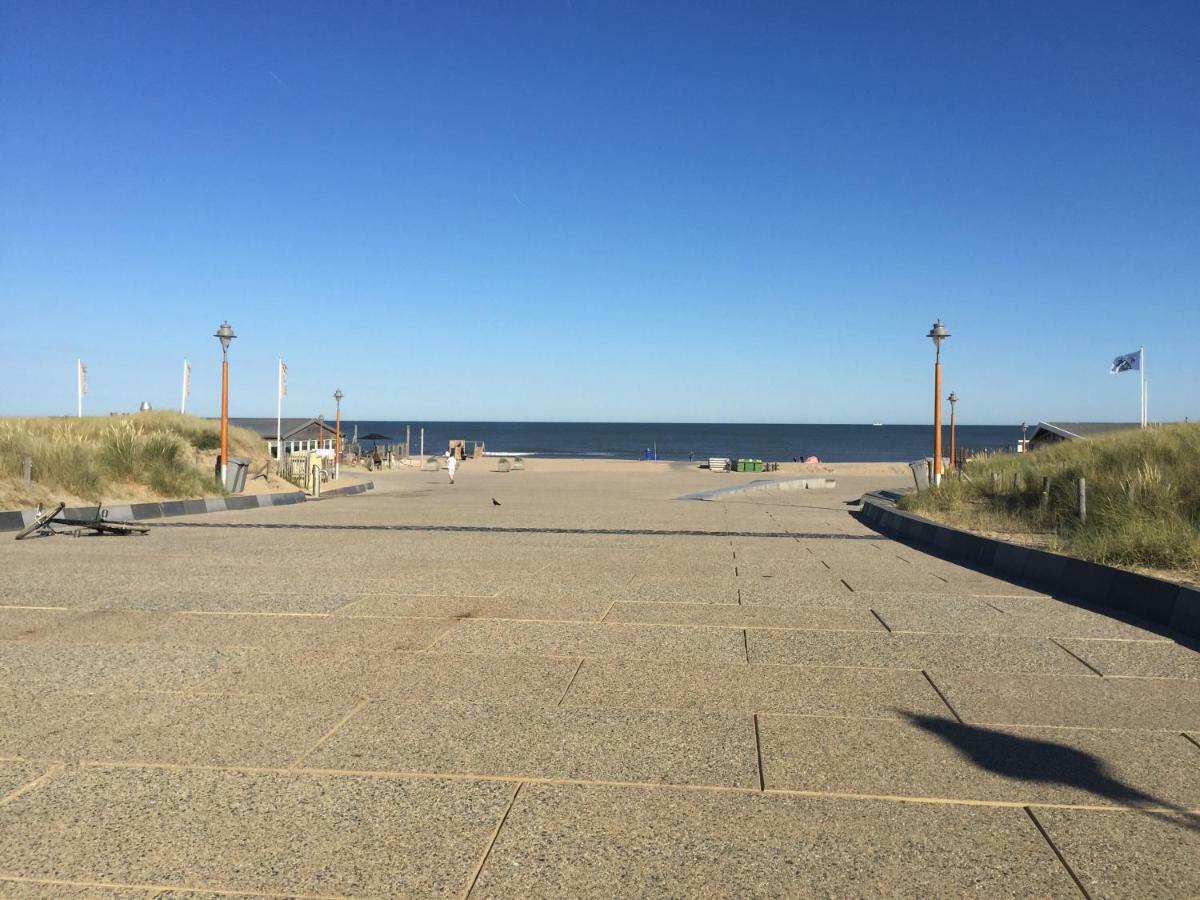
[689,450,694,461]
[446,451,458,484]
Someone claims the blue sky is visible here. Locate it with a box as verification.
[1,1,1196,424]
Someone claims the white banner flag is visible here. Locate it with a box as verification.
[183,359,191,397]
[279,360,288,398]
[78,360,88,395]
[1110,350,1142,374]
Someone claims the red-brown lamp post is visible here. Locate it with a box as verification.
[927,320,950,485]
[948,391,958,471]
[214,321,236,487]
[333,388,344,480]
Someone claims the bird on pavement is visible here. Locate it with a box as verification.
[492,498,501,506]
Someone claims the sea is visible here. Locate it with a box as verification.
[341,422,1023,463]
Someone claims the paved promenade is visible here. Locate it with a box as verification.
[0,460,1197,897]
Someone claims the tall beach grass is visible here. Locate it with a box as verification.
[900,423,1200,580]
[0,412,268,508]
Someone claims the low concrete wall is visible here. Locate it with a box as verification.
[679,477,837,502]
[858,494,1200,641]
[0,480,375,533]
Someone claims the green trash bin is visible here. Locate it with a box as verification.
[754,460,764,473]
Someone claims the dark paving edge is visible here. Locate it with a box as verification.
[1,481,375,532]
[857,493,1200,642]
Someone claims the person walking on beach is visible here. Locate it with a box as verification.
[445,450,458,485]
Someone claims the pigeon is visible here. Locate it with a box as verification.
[492,498,501,506]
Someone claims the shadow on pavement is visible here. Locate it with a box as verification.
[901,712,1200,832]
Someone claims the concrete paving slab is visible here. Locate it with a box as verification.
[305,701,759,788]
[470,782,1078,897]
[428,619,748,664]
[1033,807,1200,899]
[561,658,949,718]
[0,642,247,693]
[748,630,1090,674]
[603,600,883,631]
[141,612,456,651]
[203,649,579,704]
[1056,639,1200,679]
[0,765,513,897]
[0,608,160,644]
[875,602,1159,639]
[758,715,1200,807]
[929,670,1200,730]
[626,574,740,605]
[0,690,358,766]
[334,593,614,622]
[0,759,52,802]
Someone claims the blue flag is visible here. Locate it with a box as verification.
[1110,350,1141,374]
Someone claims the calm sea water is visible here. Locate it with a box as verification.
[342,422,1022,463]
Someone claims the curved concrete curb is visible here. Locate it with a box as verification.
[858,493,1200,641]
[679,477,837,501]
[0,480,375,533]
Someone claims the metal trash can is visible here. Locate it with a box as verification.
[909,459,930,491]
[226,456,250,493]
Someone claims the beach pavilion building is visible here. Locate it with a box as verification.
[1026,421,1140,451]
[224,417,345,459]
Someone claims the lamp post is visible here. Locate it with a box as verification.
[947,391,958,471]
[333,388,344,480]
[214,321,236,487]
[1021,421,1028,453]
[926,320,950,485]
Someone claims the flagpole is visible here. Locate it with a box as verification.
[181,358,188,414]
[1140,346,1146,428]
[276,359,284,461]
[77,359,82,418]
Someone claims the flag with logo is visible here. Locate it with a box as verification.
[1110,350,1141,374]
[279,360,288,397]
[78,360,87,395]
[182,359,191,398]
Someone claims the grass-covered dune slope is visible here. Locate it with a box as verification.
[900,423,1200,581]
[0,412,269,509]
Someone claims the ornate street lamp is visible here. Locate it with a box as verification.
[333,388,344,480]
[926,320,950,484]
[214,321,236,486]
[947,391,959,470]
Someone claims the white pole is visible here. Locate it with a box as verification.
[1140,346,1146,428]
[276,359,284,461]
[180,358,188,414]
[420,427,425,458]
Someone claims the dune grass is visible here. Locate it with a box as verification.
[0,412,269,508]
[899,423,1200,581]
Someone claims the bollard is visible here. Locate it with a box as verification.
[1078,477,1087,524]
[1040,476,1050,509]
[21,456,32,484]
[992,472,1000,494]
[312,464,321,499]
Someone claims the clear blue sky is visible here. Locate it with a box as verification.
[1,1,1196,424]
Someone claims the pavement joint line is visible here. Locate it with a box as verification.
[921,670,964,723]
[1182,733,1200,753]
[287,697,371,769]
[840,578,855,592]
[0,874,355,899]
[752,714,765,791]
[65,759,1200,813]
[462,781,523,899]
[0,604,71,611]
[1049,639,1106,677]
[1024,806,1093,899]
[0,762,65,809]
[598,599,618,622]
[420,622,459,654]
[742,628,751,663]
[870,610,893,633]
[983,601,1009,614]
[556,659,585,706]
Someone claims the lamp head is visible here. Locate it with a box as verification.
[927,319,950,348]
[214,321,236,352]
[948,391,958,404]
[334,388,344,403]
